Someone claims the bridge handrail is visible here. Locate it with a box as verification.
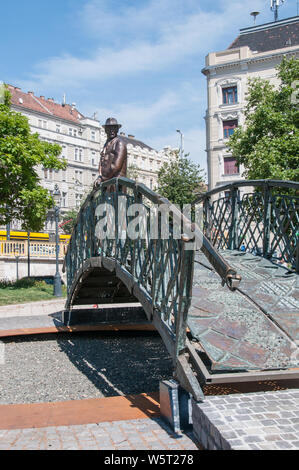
[195,179,299,271]
[64,176,241,289]
[195,179,299,202]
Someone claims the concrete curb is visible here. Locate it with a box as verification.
[0,299,66,318]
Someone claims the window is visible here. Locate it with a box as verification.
[44,168,53,180]
[38,119,47,129]
[75,170,83,184]
[75,148,83,162]
[92,151,97,166]
[223,120,238,139]
[73,129,77,137]
[61,192,67,208]
[56,125,61,133]
[69,128,73,136]
[62,145,67,158]
[224,157,239,175]
[75,193,83,208]
[62,169,67,182]
[222,86,238,105]
[91,130,96,141]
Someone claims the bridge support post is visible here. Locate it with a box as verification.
[159,379,193,434]
[263,184,271,258]
[229,187,239,250]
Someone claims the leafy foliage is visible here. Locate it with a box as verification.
[60,209,79,235]
[157,151,205,206]
[227,57,299,182]
[0,87,67,231]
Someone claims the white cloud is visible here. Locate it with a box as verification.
[18,0,267,92]
[14,0,267,171]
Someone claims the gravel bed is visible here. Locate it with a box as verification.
[0,331,173,404]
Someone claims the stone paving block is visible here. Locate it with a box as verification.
[275,441,294,449]
[280,433,297,441]
[243,435,263,443]
[192,389,299,450]
[258,443,276,450]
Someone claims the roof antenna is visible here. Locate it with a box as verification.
[270,0,285,22]
[62,93,66,107]
[250,11,260,25]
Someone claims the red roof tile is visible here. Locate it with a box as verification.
[7,85,85,124]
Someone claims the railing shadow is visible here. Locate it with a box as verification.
[56,330,172,398]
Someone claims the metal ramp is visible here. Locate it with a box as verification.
[187,250,298,380]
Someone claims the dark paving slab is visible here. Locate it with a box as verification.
[219,250,299,342]
[188,251,299,373]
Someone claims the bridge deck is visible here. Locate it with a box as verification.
[188,251,299,374]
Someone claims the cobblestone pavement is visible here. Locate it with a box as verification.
[193,388,299,450]
[0,418,199,451]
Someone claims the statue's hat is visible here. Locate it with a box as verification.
[104,117,122,129]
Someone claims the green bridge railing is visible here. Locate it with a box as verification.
[196,180,299,272]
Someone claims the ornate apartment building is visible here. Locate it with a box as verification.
[202,15,299,191]
[8,85,175,231]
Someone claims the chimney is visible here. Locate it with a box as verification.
[47,98,54,103]
[28,91,34,96]
[40,96,45,100]
[120,132,126,136]
[128,134,135,139]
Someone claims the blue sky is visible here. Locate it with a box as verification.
[1,0,297,175]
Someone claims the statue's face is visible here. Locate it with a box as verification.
[105,125,118,140]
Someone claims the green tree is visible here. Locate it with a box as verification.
[0,87,67,231]
[59,209,79,235]
[157,151,205,206]
[227,57,299,181]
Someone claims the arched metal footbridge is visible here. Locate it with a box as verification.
[63,178,299,402]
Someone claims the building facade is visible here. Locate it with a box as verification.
[8,85,175,231]
[202,16,299,191]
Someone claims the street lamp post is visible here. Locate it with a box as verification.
[53,185,62,297]
[176,129,184,159]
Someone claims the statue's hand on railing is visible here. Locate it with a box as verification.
[93,175,103,189]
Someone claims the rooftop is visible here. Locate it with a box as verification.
[228,15,299,53]
[8,85,85,124]
[7,84,156,152]
[119,135,154,151]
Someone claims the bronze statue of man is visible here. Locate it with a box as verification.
[95,117,127,187]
